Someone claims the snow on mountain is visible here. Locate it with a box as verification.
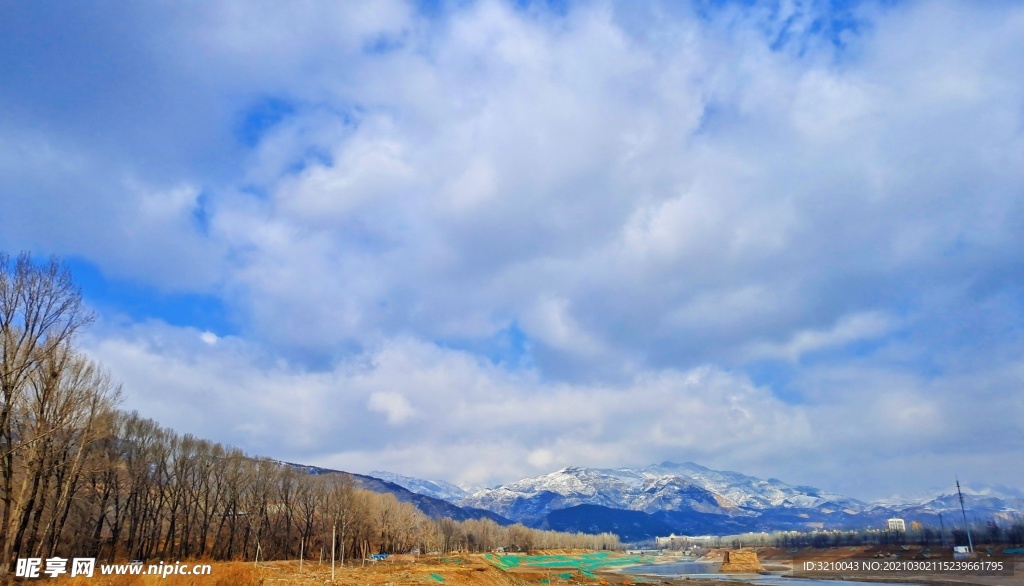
[380,462,1021,538]
[457,467,622,522]
[872,483,1024,517]
[883,491,1024,523]
[280,462,499,522]
[459,465,746,523]
[945,484,1024,502]
[644,462,867,512]
[369,470,471,504]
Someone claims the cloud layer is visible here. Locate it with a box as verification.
[3,0,1023,498]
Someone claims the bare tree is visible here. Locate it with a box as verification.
[4,346,118,564]
[1,254,93,572]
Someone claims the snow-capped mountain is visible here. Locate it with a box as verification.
[961,484,1024,501]
[370,470,471,504]
[645,462,867,513]
[880,489,1024,525]
[281,462,508,523]
[458,462,867,524]
[370,461,1021,541]
[458,465,750,523]
[875,484,1024,508]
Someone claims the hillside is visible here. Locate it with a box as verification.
[283,462,512,525]
[450,462,1023,540]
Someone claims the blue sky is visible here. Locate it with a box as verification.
[1,0,1022,499]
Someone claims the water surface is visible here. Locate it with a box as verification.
[623,560,927,586]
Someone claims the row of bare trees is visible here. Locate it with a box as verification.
[69,419,618,564]
[719,522,1024,550]
[436,516,619,554]
[1,254,618,575]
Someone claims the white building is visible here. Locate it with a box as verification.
[655,534,717,549]
[886,518,906,532]
[655,534,684,548]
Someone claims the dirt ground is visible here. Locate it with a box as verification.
[43,549,1022,586]
[703,545,1024,586]
[248,554,742,586]
[44,552,733,586]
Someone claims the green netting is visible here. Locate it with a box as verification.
[429,573,445,582]
[485,552,645,573]
[1004,548,1024,555]
[484,553,522,570]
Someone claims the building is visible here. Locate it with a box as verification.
[886,518,906,532]
[655,534,716,550]
[655,534,685,548]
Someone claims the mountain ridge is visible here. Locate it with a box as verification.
[450,461,1021,540]
[458,462,870,523]
[285,460,1022,542]
[280,461,512,525]
[369,470,472,504]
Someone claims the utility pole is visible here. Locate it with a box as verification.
[956,477,974,553]
[938,513,946,547]
[332,525,336,582]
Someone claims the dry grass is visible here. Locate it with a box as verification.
[41,553,759,586]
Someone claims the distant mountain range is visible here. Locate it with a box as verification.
[458,462,865,522]
[281,462,510,525]
[369,470,473,504]
[282,460,1022,543]
[368,462,1024,543]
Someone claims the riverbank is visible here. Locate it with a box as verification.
[618,546,1022,586]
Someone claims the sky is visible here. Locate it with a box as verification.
[1,0,1022,501]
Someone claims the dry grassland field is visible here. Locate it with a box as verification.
[43,553,684,586]
[40,548,1024,586]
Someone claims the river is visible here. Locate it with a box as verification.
[621,560,929,586]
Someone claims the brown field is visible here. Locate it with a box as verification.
[43,548,1023,586]
[44,552,737,586]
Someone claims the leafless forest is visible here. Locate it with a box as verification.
[0,253,620,576]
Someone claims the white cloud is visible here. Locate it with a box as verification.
[367,391,416,425]
[81,303,1024,497]
[84,323,806,481]
[743,312,895,362]
[527,448,556,469]
[6,0,1024,498]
